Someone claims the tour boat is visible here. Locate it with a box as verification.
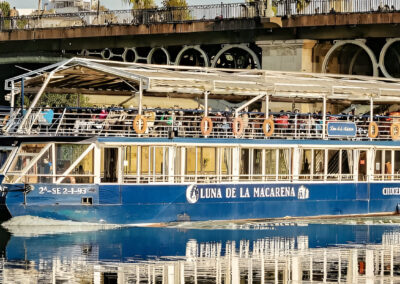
[2,58,400,225]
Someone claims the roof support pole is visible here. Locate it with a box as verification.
[138,79,143,115]
[17,71,55,133]
[204,91,209,116]
[235,92,267,118]
[322,95,327,140]
[370,96,374,122]
[10,81,15,110]
[265,93,269,119]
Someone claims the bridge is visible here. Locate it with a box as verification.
[2,0,400,100]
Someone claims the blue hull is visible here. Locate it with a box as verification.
[4,182,400,224]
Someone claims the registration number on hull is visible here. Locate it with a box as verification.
[38,186,87,195]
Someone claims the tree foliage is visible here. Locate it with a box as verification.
[122,0,156,9]
[0,1,10,16]
[162,0,188,8]
[296,0,310,12]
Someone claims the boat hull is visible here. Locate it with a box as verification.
[4,182,400,224]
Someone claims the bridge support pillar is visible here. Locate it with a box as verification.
[257,40,317,72]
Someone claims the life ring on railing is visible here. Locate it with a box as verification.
[262,118,274,137]
[133,115,148,134]
[359,261,365,275]
[368,121,379,138]
[2,115,9,126]
[390,123,400,140]
[232,117,244,137]
[200,117,213,136]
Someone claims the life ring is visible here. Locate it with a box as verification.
[368,122,379,138]
[2,115,9,126]
[133,115,148,134]
[232,117,244,137]
[359,261,365,275]
[263,118,274,137]
[200,117,213,136]
[390,123,400,140]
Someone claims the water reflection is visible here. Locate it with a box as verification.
[1,223,400,283]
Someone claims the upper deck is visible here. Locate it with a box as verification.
[4,57,400,142]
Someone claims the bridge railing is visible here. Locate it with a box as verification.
[0,3,259,30]
[274,0,400,16]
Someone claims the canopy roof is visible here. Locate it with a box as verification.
[6,57,400,103]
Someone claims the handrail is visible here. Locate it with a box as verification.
[2,0,400,31]
[3,107,400,141]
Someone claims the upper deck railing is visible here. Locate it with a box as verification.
[1,107,399,142]
[2,0,400,31]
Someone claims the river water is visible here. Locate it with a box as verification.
[1,217,400,283]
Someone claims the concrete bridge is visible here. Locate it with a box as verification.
[2,0,400,96]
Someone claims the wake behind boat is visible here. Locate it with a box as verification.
[2,58,400,224]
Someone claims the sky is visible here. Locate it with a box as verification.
[7,0,244,9]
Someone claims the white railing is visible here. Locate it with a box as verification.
[4,107,400,141]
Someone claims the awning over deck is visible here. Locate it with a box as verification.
[6,57,400,104]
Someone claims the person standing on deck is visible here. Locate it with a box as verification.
[10,7,18,29]
[0,8,3,31]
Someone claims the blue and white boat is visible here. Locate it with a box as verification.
[2,58,400,225]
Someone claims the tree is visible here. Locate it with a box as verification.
[162,0,188,8]
[122,0,156,9]
[0,1,10,16]
[296,0,310,13]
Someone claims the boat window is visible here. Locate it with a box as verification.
[327,150,340,180]
[313,149,325,180]
[73,148,94,184]
[358,150,367,181]
[265,149,276,180]
[185,147,196,175]
[253,149,262,180]
[6,144,48,183]
[101,148,119,183]
[395,151,400,178]
[0,149,12,172]
[300,149,311,179]
[278,149,290,180]
[140,146,150,176]
[123,146,138,183]
[56,144,89,175]
[374,150,382,177]
[384,150,392,179]
[220,148,232,180]
[341,150,353,181]
[199,147,217,176]
[174,147,182,181]
[240,148,250,180]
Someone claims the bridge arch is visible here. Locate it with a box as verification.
[123,48,139,63]
[322,40,379,77]
[379,38,400,78]
[211,44,261,69]
[101,48,113,60]
[147,47,171,65]
[175,45,209,67]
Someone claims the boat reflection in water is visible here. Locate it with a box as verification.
[3,222,400,283]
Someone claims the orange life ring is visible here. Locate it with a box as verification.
[390,123,400,140]
[133,115,148,134]
[263,118,274,137]
[200,116,213,136]
[232,117,244,137]
[2,115,9,126]
[359,261,365,275]
[368,121,379,138]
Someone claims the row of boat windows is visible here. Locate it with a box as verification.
[3,143,400,184]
